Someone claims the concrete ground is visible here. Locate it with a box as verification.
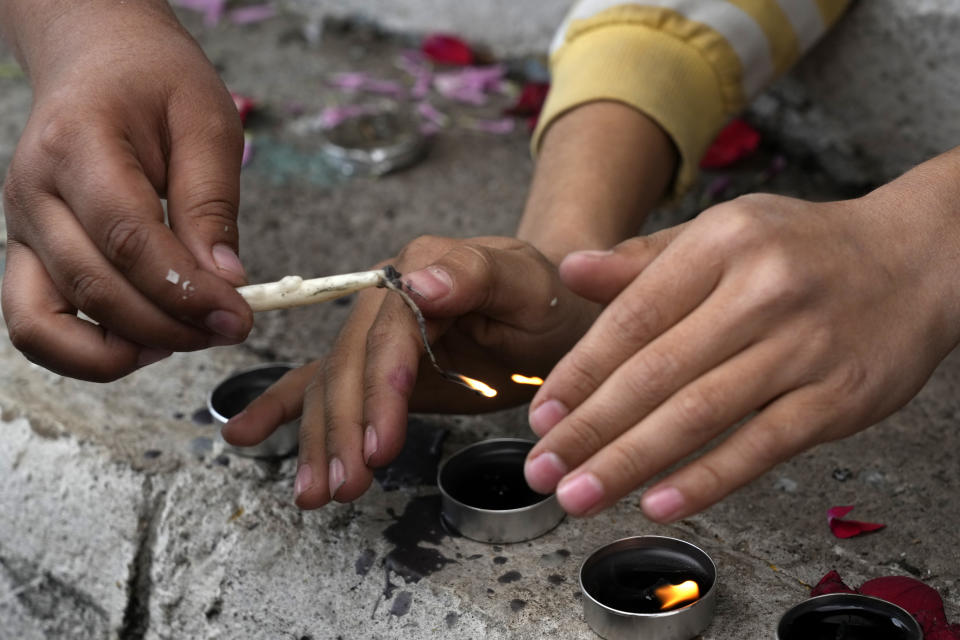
[1,6,958,640]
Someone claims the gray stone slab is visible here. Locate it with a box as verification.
[0,6,958,640]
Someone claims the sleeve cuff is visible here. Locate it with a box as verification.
[533,22,730,197]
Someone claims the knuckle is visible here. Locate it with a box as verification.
[402,234,445,260]
[618,350,677,409]
[6,313,40,354]
[604,439,650,488]
[182,193,236,225]
[606,293,663,346]
[70,270,114,311]
[557,350,607,401]
[699,200,770,252]
[562,412,610,455]
[743,248,810,315]
[832,359,869,397]
[102,216,150,271]
[673,384,722,435]
[36,116,85,161]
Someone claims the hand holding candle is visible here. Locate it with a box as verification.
[222,235,599,510]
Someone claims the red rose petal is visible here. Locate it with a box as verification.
[811,571,960,639]
[810,570,857,597]
[504,83,550,118]
[421,34,475,66]
[231,92,255,125]
[827,505,886,539]
[699,118,761,169]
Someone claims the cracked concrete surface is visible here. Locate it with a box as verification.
[1,4,959,640]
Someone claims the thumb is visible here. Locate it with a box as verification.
[558,223,688,304]
[400,240,560,326]
[165,90,248,287]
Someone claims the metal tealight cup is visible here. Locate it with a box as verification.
[579,536,718,640]
[776,593,923,640]
[437,438,565,544]
[208,363,299,459]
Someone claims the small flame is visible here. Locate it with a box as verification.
[654,580,700,610]
[510,374,544,386]
[455,374,498,398]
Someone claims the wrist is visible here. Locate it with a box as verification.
[2,0,179,86]
[517,101,677,265]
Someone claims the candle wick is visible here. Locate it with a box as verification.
[379,267,484,396]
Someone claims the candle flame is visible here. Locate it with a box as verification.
[655,580,700,610]
[510,374,544,386]
[455,374,498,398]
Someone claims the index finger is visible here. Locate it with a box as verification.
[54,130,252,343]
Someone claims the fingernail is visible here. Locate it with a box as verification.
[363,425,379,465]
[557,472,604,515]
[294,463,313,501]
[642,486,686,522]
[136,348,172,369]
[212,243,246,280]
[529,399,569,436]
[328,457,346,500]
[524,452,568,494]
[568,249,614,259]
[204,310,247,341]
[404,266,452,301]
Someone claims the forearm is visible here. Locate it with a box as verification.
[517,101,677,265]
[0,0,176,80]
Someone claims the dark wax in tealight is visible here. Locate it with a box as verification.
[582,548,711,614]
[443,447,544,510]
[780,607,917,640]
[216,383,270,419]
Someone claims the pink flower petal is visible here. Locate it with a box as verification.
[241,133,253,168]
[416,102,449,128]
[172,0,227,27]
[228,4,276,25]
[230,92,256,124]
[827,505,886,539]
[468,117,515,135]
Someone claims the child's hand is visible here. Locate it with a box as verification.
[1,1,252,381]
[222,236,599,508]
[525,191,960,521]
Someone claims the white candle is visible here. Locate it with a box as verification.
[237,269,388,311]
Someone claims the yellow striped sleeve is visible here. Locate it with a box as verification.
[534,0,851,196]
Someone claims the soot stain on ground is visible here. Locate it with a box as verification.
[493,556,508,565]
[445,612,460,628]
[548,573,565,585]
[374,418,448,491]
[381,494,456,597]
[510,599,526,612]
[389,591,413,617]
[355,548,376,576]
[498,570,522,584]
[191,408,213,425]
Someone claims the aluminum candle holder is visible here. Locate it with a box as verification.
[776,594,923,640]
[437,438,565,544]
[208,363,299,459]
[322,107,427,176]
[579,536,718,640]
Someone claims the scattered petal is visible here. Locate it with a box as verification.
[421,34,474,66]
[810,570,857,597]
[700,118,761,169]
[416,102,449,129]
[504,82,549,117]
[318,104,380,130]
[329,72,406,98]
[827,505,886,539]
[241,132,253,168]
[231,92,256,124]
[433,65,505,105]
[813,571,960,640]
[172,0,227,27]
[228,4,276,25]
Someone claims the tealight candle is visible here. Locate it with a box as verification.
[777,594,923,640]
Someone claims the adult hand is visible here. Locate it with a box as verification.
[223,236,598,508]
[1,1,252,381]
[525,193,959,521]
